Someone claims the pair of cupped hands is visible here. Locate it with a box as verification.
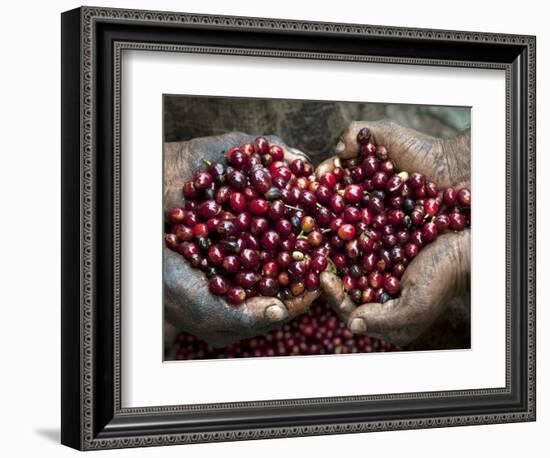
[164,120,471,349]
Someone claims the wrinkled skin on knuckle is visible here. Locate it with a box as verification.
[376,125,440,182]
[383,125,470,189]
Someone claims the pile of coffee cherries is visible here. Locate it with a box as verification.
[165,130,471,307]
[165,137,327,305]
[174,301,400,360]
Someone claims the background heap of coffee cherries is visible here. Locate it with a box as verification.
[173,303,400,360]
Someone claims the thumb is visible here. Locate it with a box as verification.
[346,298,416,347]
[335,120,397,159]
[319,271,357,321]
[240,296,290,326]
[242,288,322,327]
[335,120,447,183]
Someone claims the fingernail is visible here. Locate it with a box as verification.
[349,317,367,334]
[335,141,345,155]
[265,304,288,322]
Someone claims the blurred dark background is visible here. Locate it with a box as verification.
[164,95,471,352]
[164,95,470,164]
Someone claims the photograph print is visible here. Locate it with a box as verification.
[163,95,471,361]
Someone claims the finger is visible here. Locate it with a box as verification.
[335,120,401,158]
[315,156,339,179]
[241,287,322,326]
[282,145,312,164]
[334,120,434,169]
[335,120,365,159]
[319,271,356,321]
[240,296,290,326]
[346,299,421,347]
[283,289,322,317]
[337,120,390,159]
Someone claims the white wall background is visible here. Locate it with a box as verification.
[0,0,545,456]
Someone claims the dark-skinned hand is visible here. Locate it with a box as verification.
[316,120,471,347]
[164,133,321,348]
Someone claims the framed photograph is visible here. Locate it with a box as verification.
[61,6,536,450]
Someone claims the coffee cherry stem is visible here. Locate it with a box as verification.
[321,228,332,234]
[297,230,308,241]
[337,189,370,196]
[327,256,338,274]
[203,159,212,167]
[285,204,302,212]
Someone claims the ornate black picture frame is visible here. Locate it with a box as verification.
[61,6,536,450]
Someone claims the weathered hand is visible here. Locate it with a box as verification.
[316,120,470,188]
[164,133,321,348]
[317,120,471,347]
